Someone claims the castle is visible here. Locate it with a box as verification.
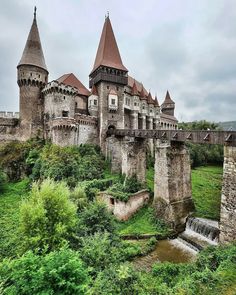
[0,8,178,149]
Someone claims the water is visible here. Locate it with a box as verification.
[133,239,197,271]
[132,217,220,271]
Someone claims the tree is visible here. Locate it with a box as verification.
[19,179,77,253]
[77,201,116,236]
[0,247,89,295]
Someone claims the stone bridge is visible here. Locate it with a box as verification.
[106,128,236,243]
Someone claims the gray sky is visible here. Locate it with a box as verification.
[0,0,235,122]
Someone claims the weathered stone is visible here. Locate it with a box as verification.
[153,140,194,232]
[97,189,149,221]
[219,146,236,243]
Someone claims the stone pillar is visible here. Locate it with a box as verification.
[153,140,194,232]
[121,137,146,183]
[142,115,146,129]
[219,146,236,243]
[106,135,122,173]
[131,111,138,129]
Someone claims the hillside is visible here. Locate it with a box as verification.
[218,121,236,131]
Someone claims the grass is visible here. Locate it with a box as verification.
[192,165,223,220]
[0,179,29,260]
[117,206,170,236]
[146,166,154,192]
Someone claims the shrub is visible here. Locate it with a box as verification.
[80,232,122,275]
[0,247,89,295]
[77,201,116,236]
[19,179,77,253]
[70,185,88,212]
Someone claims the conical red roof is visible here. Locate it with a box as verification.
[131,80,139,96]
[147,92,154,104]
[91,16,128,74]
[18,7,47,72]
[163,90,175,104]
[154,95,160,107]
[140,85,147,100]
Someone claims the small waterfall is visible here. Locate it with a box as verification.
[178,217,220,251]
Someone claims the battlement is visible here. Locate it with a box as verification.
[52,117,78,130]
[42,81,78,96]
[0,111,19,118]
[75,113,98,126]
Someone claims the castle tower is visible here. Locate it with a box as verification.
[89,15,128,150]
[161,90,175,116]
[17,7,48,140]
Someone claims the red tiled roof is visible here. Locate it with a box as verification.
[91,84,98,96]
[154,95,160,107]
[162,90,175,105]
[56,73,90,96]
[18,8,47,72]
[147,92,155,105]
[91,17,128,74]
[128,76,148,96]
[131,80,139,96]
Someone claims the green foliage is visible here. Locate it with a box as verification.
[70,185,88,212]
[106,175,144,202]
[0,247,89,295]
[117,206,170,236]
[146,166,154,192]
[80,232,122,275]
[0,168,7,192]
[89,263,139,295]
[178,120,223,167]
[32,144,105,187]
[19,179,77,253]
[0,139,44,181]
[192,166,222,220]
[82,178,113,201]
[77,201,116,236]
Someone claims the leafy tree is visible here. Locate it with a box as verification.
[80,232,122,275]
[0,247,89,295]
[19,179,77,253]
[70,185,88,212]
[77,201,116,236]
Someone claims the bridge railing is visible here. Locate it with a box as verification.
[108,129,236,146]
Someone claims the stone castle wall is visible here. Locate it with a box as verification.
[219,146,236,243]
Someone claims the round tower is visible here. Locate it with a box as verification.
[17,7,48,140]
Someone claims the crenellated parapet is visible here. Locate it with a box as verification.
[42,80,78,96]
[75,113,98,126]
[0,111,19,119]
[52,117,78,131]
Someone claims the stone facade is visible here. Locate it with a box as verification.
[219,146,236,243]
[98,189,149,221]
[153,140,194,232]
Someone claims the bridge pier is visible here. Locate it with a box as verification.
[153,140,194,232]
[106,135,146,183]
[219,146,236,243]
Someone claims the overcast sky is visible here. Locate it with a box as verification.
[0,0,235,122]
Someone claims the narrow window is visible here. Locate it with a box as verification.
[94,99,97,106]
[111,98,116,105]
[62,110,69,117]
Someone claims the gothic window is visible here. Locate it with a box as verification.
[111,98,116,105]
[94,99,97,106]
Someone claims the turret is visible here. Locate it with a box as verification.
[89,15,128,150]
[17,7,48,140]
[88,85,99,116]
[161,90,175,116]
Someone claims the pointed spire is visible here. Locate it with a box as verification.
[91,16,128,74]
[131,80,139,96]
[147,92,154,104]
[140,85,147,100]
[154,95,160,107]
[163,90,175,104]
[18,7,47,72]
[91,84,98,96]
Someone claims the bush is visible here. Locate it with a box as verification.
[90,263,139,295]
[0,247,89,294]
[19,179,77,253]
[80,232,122,275]
[70,185,88,212]
[32,144,105,186]
[83,178,113,201]
[0,169,7,192]
[77,201,116,236]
